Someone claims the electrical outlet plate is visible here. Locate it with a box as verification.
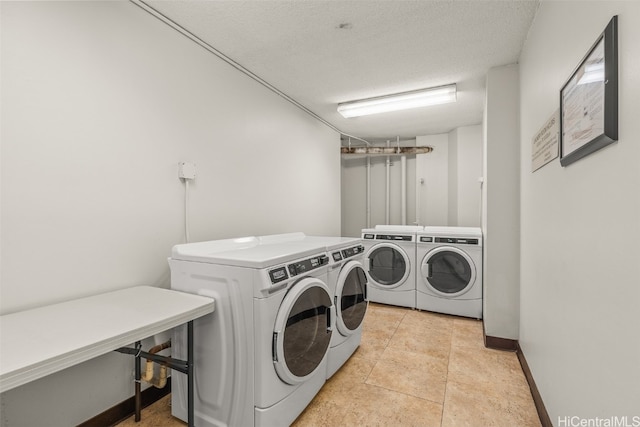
[178,162,196,180]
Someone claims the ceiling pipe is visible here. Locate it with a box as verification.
[132,0,374,147]
[341,146,432,156]
[342,133,372,146]
[400,136,407,226]
[366,156,371,229]
[401,154,407,225]
[385,140,390,225]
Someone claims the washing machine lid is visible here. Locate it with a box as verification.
[257,232,307,244]
[260,233,362,252]
[171,238,327,268]
[373,225,423,232]
[318,237,362,252]
[362,226,421,239]
[421,227,482,239]
[273,278,332,385]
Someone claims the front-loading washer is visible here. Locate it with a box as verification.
[323,238,367,378]
[416,226,483,319]
[361,225,422,309]
[169,236,333,427]
[258,233,368,379]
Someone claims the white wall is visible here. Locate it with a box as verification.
[416,128,483,227]
[456,125,483,227]
[416,134,449,226]
[447,129,459,225]
[448,125,483,227]
[340,141,418,238]
[0,2,339,425]
[482,64,520,339]
[341,128,482,235]
[341,156,368,237]
[519,1,640,420]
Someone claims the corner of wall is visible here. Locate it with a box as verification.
[483,63,521,340]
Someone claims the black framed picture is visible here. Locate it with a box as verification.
[559,15,618,167]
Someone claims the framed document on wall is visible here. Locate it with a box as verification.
[559,15,618,167]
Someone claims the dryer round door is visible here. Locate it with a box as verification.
[273,277,333,385]
[365,243,410,289]
[335,260,368,337]
[421,246,477,297]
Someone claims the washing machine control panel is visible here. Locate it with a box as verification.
[331,245,364,261]
[420,237,433,243]
[375,234,413,241]
[287,254,329,277]
[342,245,364,259]
[434,237,479,245]
[269,267,289,284]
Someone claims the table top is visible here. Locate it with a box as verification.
[0,286,215,393]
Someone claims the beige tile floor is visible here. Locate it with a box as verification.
[117,303,541,427]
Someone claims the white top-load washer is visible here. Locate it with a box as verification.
[258,233,368,379]
[361,225,422,309]
[416,227,483,319]
[169,236,333,427]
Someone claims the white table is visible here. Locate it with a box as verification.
[0,286,215,426]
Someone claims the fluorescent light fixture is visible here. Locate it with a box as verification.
[337,84,456,118]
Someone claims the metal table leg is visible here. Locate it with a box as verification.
[115,324,195,425]
[134,341,142,422]
[188,320,194,427]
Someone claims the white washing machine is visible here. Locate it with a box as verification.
[324,238,367,378]
[169,236,333,427]
[361,225,422,309]
[416,227,483,319]
[258,233,368,379]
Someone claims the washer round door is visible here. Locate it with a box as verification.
[273,277,333,385]
[365,243,410,289]
[335,260,368,337]
[421,246,477,297]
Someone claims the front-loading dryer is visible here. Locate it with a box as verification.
[323,238,367,378]
[258,233,368,379]
[416,226,483,319]
[169,236,333,427]
[361,225,422,309]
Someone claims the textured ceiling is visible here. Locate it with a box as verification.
[143,0,539,143]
